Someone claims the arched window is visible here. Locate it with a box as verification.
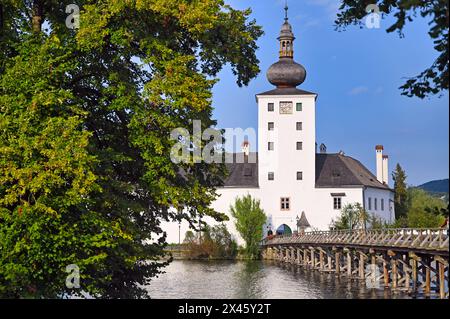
[276,224,292,236]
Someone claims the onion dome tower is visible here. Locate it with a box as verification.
[267,4,307,88]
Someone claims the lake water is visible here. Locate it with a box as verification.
[145,260,409,299]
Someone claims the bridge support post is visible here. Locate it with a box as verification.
[359,252,365,280]
[404,261,410,293]
[439,262,445,299]
[319,250,324,271]
[410,254,419,295]
[424,258,431,298]
[303,249,308,268]
[311,248,315,269]
[335,249,341,274]
[389,252,398,291]
[435,255,448,299]
[383,257,390,288]
[347,251,352,277]
[296,248,301,265]
[392,259,398,290]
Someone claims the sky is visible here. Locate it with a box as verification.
[210,0,449,187]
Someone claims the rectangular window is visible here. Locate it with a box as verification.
[296,122,303,131]
[268,142,274,151]
[268,103,274,112]
[268,122,274,131]
[296,142,303,150]
[333,197,342,210]
[297,171,303,180]
[268,172,274,181]
[374,198,378,211]
[296,103,302,112]
[368,197,372,210]
[381,199,384,211]
[281,198,290,211]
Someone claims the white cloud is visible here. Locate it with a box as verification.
[306,0,340,20]
[375,86,384,94]
[348,86,369,96]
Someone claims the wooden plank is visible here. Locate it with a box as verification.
[438,261,445,299]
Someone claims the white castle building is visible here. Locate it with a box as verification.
[162,8,395,245]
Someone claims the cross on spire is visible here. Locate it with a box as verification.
[284,1,289,21]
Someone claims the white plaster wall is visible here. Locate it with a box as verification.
[255,94,317,238]
[160,187,261,245]
[312,187,364,229]
[364,187,395,224]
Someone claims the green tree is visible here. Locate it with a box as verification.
[335,0,448,99]
[331,203,372,230]
[402,188,446,228]
[392,163,408,220]
[230,195,266,259]
[0,0,262,298]
[183,225,237,259]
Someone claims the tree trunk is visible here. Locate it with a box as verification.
[0,4,4,32]
[32,0,44,33]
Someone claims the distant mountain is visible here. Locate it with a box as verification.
[417,179,449,193]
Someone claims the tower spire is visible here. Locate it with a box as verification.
[266,4,307,88]
[278,3,295,59]
[284,1,289,22]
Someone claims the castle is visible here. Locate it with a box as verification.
[162,7,395,245]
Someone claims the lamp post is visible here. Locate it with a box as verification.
[178,221,181,246]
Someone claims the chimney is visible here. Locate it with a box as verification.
[375,145,384,183]
[382,155,389,185]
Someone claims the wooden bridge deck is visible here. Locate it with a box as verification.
[262,228,449,255]
[261,228,449,299]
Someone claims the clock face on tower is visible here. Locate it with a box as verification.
[279,101,293,114]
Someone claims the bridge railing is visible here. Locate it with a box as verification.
[262,228,449,252]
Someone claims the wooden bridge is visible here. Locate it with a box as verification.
[261,228,449,299]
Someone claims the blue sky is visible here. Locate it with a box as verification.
[210,0,449,186]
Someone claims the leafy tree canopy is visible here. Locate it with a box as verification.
[0,0,262,298]
[230,195,266,259]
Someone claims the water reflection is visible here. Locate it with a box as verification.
[145,260,409,299]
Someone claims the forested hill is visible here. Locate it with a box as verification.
[417,179,449,194]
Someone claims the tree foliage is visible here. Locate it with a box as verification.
[394,188,447,228]
[0,0,262,298]
[229,195,266,259]
[330,203,382,230]
[183,224,237,259]
[335,0,449,99]
[392,163,408,219]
